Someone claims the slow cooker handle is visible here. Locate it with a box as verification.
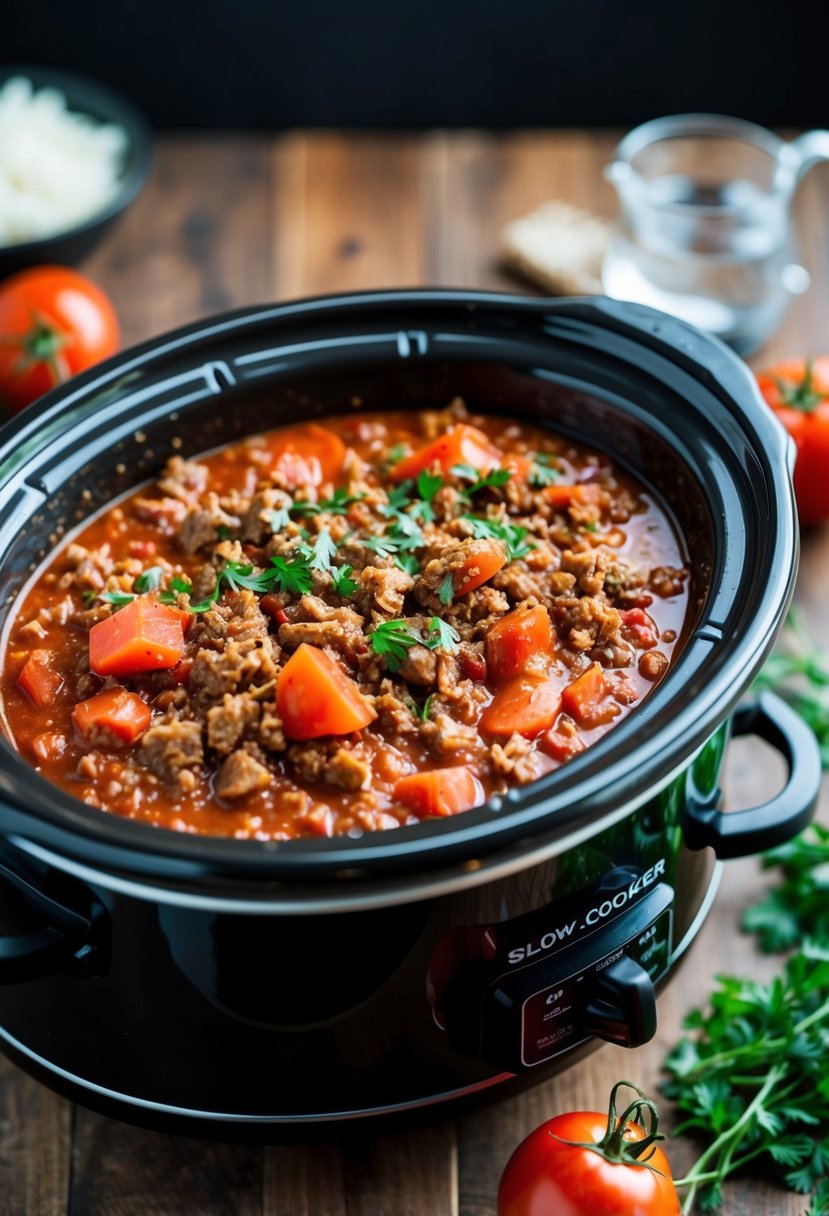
[682,690,821,859]
[0,857,98,982]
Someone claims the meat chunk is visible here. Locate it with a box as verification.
[287,741,371,791]
[157,456,209,502]
[178,493,241,553]
[215,750,271,800]
[355,565,415,617]
[206,693,261,756]
[415,537,506,612]
[241,487,294,545]
[139,719,203,788]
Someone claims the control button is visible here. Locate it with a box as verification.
[581,955,656,1047]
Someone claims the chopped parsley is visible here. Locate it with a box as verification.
[385,442,409,467]
[437,571,455,606]
[423,617,460,654]
[417,693,435,722]
[330,564,358,596]
[368,620,421,671]
[395,552,421,576]
[158,575,193,605]
[363,533,402,561]
[133,566,165,593]
[451,463,512,497]
[462,514,532,562]
[100,589,136,607]
[292,488,365,517]
[528,453,561,488]
[215,524,235,541]
[305,527,337,572]
[267,506,292,532]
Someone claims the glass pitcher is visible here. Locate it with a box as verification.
[602,114,829,354]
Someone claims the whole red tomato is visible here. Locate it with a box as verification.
[0,266,119,414]
[756,357,829,527]
[498,1083,680,1216]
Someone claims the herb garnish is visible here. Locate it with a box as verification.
[437,572,455,606]
[368,620,420,671]
[368,616,460,671]
[462,514,531,561]
[451,463,512,497]
[330,564,358,596]
[292,488,365,517]
[528,452,561,488]
[100,590,136,607]
[417,693,435,721]
[305,527,337,572]
[133,566,165,593]
[267,506,292,532]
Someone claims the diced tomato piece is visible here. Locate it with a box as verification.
[277,643,377,740]
[392,424,501,483]
[561,662,620,727]
[17,650,63,707]
[541,724,586,763]
[485,604,554,682]
[72,688,151,745]
[89,597,185,678]
[394,767,484,818]
[267,423,346,488]
[260,594,289,625]
[479,672,564,738]
[453,539,507,597]
[620,607,659,649]
[170,659,193,685]
[128,540,157,560]
[459,650,488,682]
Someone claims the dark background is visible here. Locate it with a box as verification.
[9,0,829,128]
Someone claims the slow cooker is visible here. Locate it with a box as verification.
[0,292,820,1133]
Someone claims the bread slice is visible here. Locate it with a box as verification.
[502,200,611,296]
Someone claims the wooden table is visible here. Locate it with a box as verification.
[4,132,828,1215]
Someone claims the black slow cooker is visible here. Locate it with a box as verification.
[0,292,820,1133]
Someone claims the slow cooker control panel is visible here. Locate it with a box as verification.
[431,864,674,1074]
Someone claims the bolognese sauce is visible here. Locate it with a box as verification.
[0,399,690,839]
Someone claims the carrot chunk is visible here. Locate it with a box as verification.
[277,643,377,741]
[479,672,563,738]
[72,688,151,745]
[561,662,620,727]
[453,539,507,597]
[267,423,346,487]
[485,604,554,682]
[394,767,484,818]
[543,482,603,509]
[89,598,185,678]
[17,650,63,707]
[392,424,501,483]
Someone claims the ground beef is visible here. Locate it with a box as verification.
[287,740,371,791]
[206,693,261,755]
[157,456,209,502]
[215,749,271,800]
[179,493,241,553]
[355,565,415,618]
[415,538,507,612]
[139,719,204,789]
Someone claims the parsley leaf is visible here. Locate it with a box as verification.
[368,620,421,671]
[395,552,421,576]
[451,463,512,497]
[159,575,192,605]
[101,590,136,607]
[423,617,460,654]
[364,533,401,561]
[331,564,358,596]
[385,442,409,467]
[134,566,165,593]
[418,693,435,721]
[267,553,313,597]
[268,506,292,531]
[437,571,455,606]
[462,514,531,561]
[292,488,365,517]
[307,527,337,571]
[529,453,561,488]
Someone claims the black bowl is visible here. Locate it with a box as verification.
[0,65,153,279]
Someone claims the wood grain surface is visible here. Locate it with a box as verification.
[3,131,828,1215]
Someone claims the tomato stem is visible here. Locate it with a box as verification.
[775,360,823,412]
[549,1081,670,1175]
[3,309,71,389]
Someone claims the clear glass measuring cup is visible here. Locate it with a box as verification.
[602,114,829,354]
